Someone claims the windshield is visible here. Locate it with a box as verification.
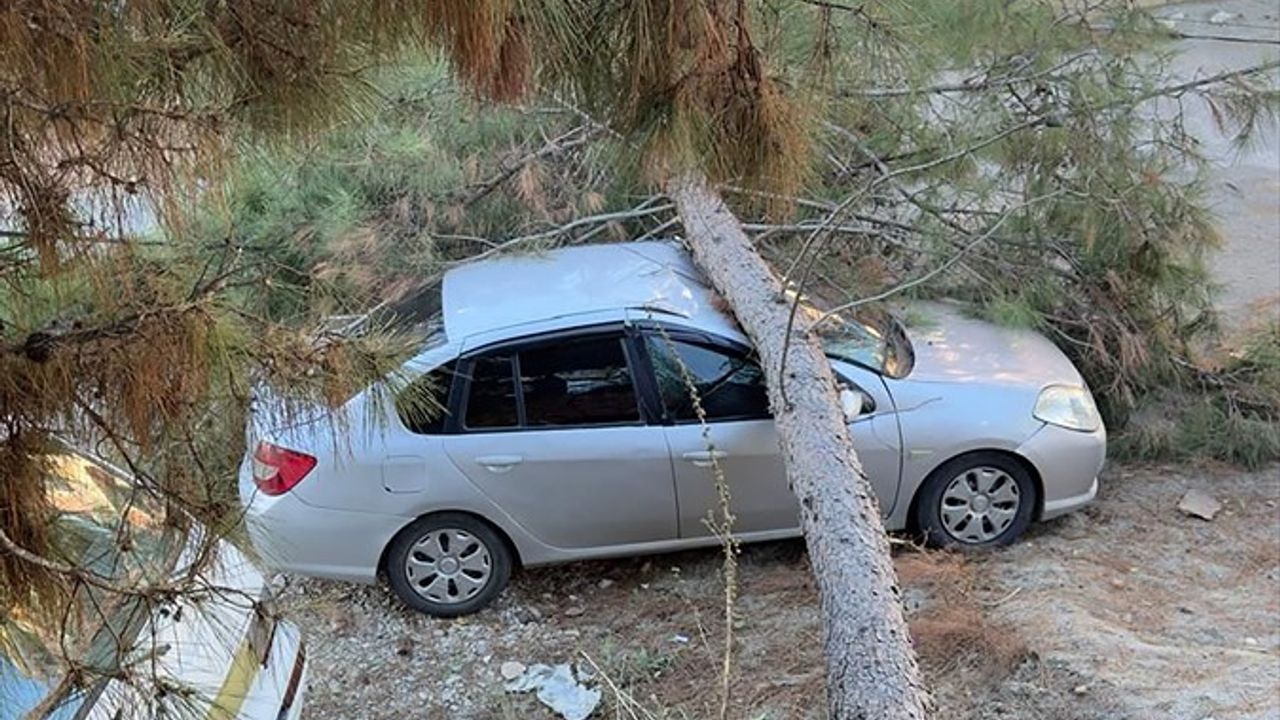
[792,296,914,378]
[818,310,914,378]
[1,452,182,720]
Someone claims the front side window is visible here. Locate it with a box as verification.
[645,335,770,422]
[519,336,640,427]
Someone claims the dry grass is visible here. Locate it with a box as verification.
[506,541,1032,719]
[897,552,1029,682]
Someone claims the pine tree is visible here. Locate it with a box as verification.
[3,2,1276,718]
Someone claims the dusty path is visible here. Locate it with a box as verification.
[978,464,1280,719]
[287,463,1279,719]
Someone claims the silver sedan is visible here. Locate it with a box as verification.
[239,242,1105,616]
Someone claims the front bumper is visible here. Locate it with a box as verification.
[1015,421,1106,520]
[1041,475,1098,519]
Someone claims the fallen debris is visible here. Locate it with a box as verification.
[500,661,526,681]
[505,663,601,720]
[1177,489,1222,521]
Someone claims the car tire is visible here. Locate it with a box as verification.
[914,452,1037,549]
[385,513,512,617]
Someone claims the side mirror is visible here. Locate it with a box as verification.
[838,385,875,422]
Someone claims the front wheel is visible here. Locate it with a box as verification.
[914,452,1037,548]
[385,513,512,617]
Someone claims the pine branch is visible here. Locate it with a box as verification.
[842,50,1100,98]
[459,124,599,207]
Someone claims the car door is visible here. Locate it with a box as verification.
[440,327,679,549]
[640,327,901,538]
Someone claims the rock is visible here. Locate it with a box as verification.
[515,606,543,624]
[564,606,586,618]
[1208,10,1239,24]
[395,635,414,657]
[597,578,615,590]
[1177,489,1222,521]
[1244,637,1259,647]
[1072,684,1090,695]
[500,661,527,680]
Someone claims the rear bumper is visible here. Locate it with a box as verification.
[1016,421,1106,520]
[239,457,402,584]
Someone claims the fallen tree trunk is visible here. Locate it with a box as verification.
[670,177,931,719]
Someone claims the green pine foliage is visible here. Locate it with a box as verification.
[187,4,1279,469]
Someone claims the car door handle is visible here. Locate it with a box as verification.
[475,455,523,473]
[681,450,727,467]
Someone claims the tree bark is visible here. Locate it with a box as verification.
[670,177,931,719]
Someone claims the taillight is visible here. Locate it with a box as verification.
[251,442,317,496]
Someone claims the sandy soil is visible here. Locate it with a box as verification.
[286,463,1279,719]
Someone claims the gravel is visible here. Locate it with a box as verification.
[283,463,1280,719]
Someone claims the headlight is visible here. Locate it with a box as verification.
[1034,384,1101,432]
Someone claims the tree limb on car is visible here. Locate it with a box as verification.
[670,176,932,720]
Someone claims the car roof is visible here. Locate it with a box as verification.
[440,241,740,342]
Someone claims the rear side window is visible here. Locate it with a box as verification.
[465,355,519,429]
[519,337,640,426]
[645,335,770,422]
[396,362,457,434]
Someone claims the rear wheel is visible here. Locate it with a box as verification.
[915,452,1036,548]
[386,513,512,617]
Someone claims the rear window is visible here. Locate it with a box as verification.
[453,332,643,432]
[1,452,181,720]
[519,337,640,427]
[396,362,457,434]
[465,355,520,429]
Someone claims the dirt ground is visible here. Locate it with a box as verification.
[285,462,1279,719]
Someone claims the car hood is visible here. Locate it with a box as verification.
[903,302,1084,388]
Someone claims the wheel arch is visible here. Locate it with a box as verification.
[903,448,1045,534]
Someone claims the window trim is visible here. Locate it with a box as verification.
[447,323,654,434]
